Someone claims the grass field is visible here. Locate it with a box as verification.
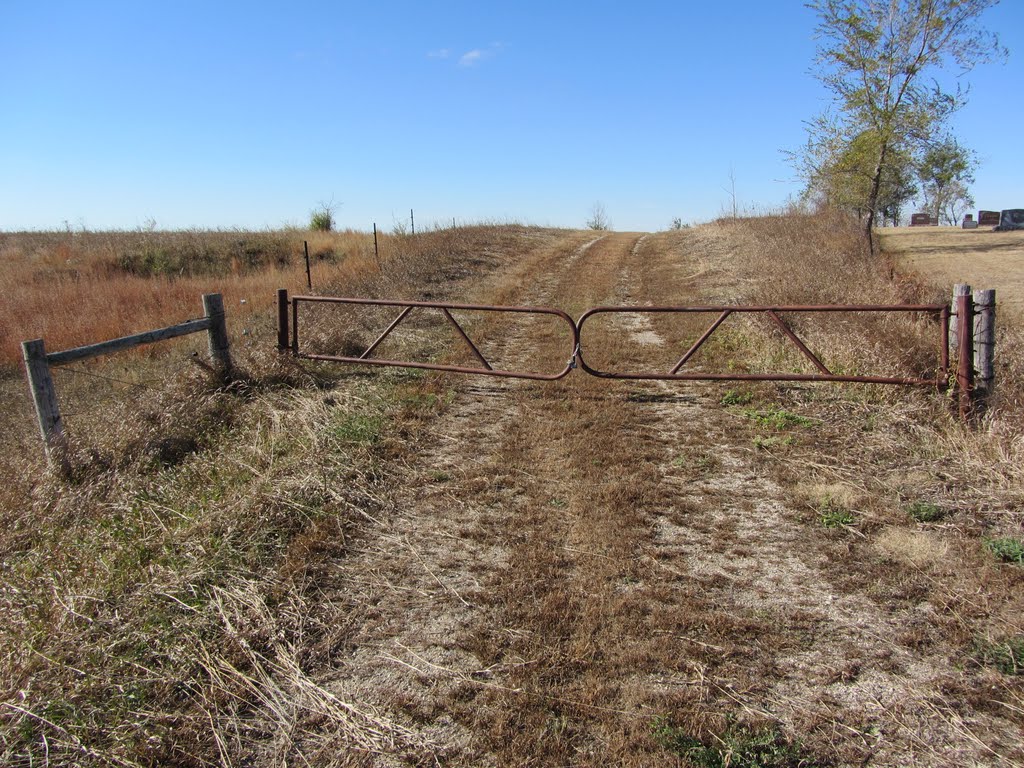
[1,215,1023,766]
[879,226,1024,321]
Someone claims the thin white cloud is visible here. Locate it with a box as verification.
[458,42,504,67]
[427,48,450,59]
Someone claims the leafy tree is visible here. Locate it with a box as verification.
[800,0,1004,251]
[805,127,918,225]
[918,139,977,224]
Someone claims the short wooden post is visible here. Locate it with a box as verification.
[21,338,70,472]
[973,288,996,401]
[410,208,415,235]
[277,289,290,352]
[956,292,975,421]
[951,283,971,352]
[373,223,379,260]
[202,293,232,376]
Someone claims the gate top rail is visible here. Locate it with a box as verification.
[578,303,948,316]
[283,292,580,381]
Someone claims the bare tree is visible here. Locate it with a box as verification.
[586,202,611,231]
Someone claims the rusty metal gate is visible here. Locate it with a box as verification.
[277,290,950,388]
[278,291,580,381]
[576,304,949,385]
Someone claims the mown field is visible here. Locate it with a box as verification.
[1,215,1023,767]
[879,226,1024,321]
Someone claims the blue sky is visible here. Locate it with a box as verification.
[1,1,1021,232]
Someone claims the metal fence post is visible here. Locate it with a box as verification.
[277,289,290,352]
[956,292,975,421]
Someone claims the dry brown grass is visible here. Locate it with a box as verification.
[0,222,569,766]
[879,226,1024,322]
[3,214,1023,766]
[0,228,377,367]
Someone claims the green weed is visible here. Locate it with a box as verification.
[753,435,795,450]
[974,636,1024,675]
[329,412,383,445]
[721,389,754,406]
[744,406,814,431]
[907,501,945,523]
[820,497,856,528]
[651,718,820,767]
[985,537,1024,565]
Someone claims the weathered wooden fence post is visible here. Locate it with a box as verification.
[973,288,996,403]
[21,338,70,473]
[202,293,232,377]
[951,283,971,351]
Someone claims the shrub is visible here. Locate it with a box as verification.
[310,208,334,232]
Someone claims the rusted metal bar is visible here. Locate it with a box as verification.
[940,304,950,382]
[579,371,942,385]
[289,295,579,381]
[441,308,493,371]
[291,292,300,355]
[360,306,414,359]
[298,353,571,381]
[766,310,831,375]
[670,309,731,374]
[956,293,975,420]
[581,303,947,315]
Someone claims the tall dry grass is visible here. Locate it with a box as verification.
[0,223,566,767]
[0,228,374,367]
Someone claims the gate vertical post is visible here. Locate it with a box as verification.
[956,292,975,421]
[973,288,995,404]
[277,289,290,352]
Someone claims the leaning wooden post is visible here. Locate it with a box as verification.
[21,338,70,472]
[202,293,232,377]
[277,289,290,352]
[973,288,996,403]
[956,292,975,421]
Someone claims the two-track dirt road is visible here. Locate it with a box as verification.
[320,231,1022,766]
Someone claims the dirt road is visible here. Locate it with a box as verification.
[321,231,1022,766]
